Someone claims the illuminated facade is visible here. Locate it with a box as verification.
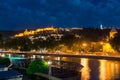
[14,26,57,37]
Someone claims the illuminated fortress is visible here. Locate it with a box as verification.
[14,26,57,37]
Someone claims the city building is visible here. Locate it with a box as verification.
[103,27,118,53]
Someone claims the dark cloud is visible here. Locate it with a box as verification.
[0,0,120,30]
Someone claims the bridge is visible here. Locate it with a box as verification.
[0,51,120,60]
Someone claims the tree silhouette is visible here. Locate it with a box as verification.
[110,33,120,53]
[5,36,32,51]
[61,34,79,49]
[0,33,3,48]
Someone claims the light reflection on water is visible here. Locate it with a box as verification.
[80,58,120,80]
[99,60,120,80]
[62,57,120,80]
[80,58,90,80]
[6,54,120,80]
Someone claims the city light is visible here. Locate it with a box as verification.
[82,43,87,47]
[15,26,57,37]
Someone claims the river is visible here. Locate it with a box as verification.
[5,54,120,80]
[61,57,120,80]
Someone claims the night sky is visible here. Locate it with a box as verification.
[0,0,120,30]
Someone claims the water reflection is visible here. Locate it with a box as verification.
[80,58,90,80]
[3,53,119,80]
[80,58,120,80]
[99,60,120,80]
[89,59,100,80]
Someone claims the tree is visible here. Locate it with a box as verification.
[0,57,10,66]
[61,34,79,49]
[32,38,43,50]
[0,33,3,48]
[5,36,32,51]
[109,33,120,52]
[46,36,59,50]
[26,59,48,75]
[0,33,3,41]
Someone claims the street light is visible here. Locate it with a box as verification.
[82,43,87,53]
[82,43,87,47]
[48,60,52,80]
[41,56,44,60]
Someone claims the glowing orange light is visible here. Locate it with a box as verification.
[82,43,87,47]
[100,42,104,45]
